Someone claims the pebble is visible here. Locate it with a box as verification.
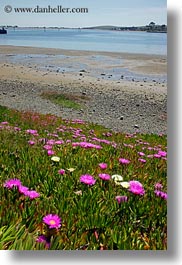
[0,79,167,134]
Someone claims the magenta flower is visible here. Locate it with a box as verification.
[43,145,52,150]
[1,121,9,125]
[24,190,40,199]
[73,142,102,149]
[115,195,128,204]
[154,154,161,158]
[99,163,108,170]
[55,140,64,145]
[158,150,167,157]
[119,158,130,164]
[47,149,55,156]
[154,190,167,200]
[154,183,163,190]
[98,173,111,181]
[43,214,61,229]
[58,169,65,175]
[26,129,38,136]
[147,154,154,158]
[129,180,145,195]
[138,152,145,156]
[4,178,22,189]
[80,174,96,186]
[138,158,146,163]
[18,185,29,194]
[36,235,50,249]
[28,140,35,145]
[46,139,55,145]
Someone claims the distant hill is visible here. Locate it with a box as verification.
[83,22,167,33]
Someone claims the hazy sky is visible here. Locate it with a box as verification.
[0,0,167,27]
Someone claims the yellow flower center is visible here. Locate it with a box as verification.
[49,220,56,225]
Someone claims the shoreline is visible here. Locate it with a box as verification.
[0,45,167,134]
[0,45,167,60]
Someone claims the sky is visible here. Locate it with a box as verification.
[0,0,167,27]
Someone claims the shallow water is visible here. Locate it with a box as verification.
[0,53,167,83]
[0,28,167,55]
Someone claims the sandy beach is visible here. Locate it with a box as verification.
[0,45,167,134]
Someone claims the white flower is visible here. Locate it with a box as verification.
[120,182,130,189]
[51,156,60,162]
[111,174,123,185]
[67,168,75,172]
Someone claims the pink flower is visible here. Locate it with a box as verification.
[158,150,167,157]
[119,158,130,164]
[28,140,35,145]
[24,190,40,199]
[138,152,145,156]
[98,173,111,181]
[147,154,154,158]
[154,154,161,158]
[80,174,96,186]
[26,129,38,136]
[154,190,167,200]
[99,163,107,170]
[43,145,52,150]
[47,150,55,156]
[18,185,29,194]
[154,183,163,190]
[138,158,146,163]
[55,140,64,145]
[58,169,65,175]
[46,139,55,145]
[129,180,145,195]
[4,178,22,189]
[1,121,9,125]
[115,195,128,204]
[36,235,50,249]
[43,214,61,229]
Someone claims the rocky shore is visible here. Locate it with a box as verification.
[0,46,167,134]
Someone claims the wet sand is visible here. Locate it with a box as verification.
[0,45,167,134]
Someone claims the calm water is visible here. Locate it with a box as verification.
[0,28,167,55]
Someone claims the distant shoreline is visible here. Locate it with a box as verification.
[4,23,167,33]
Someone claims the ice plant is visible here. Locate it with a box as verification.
[138,152,145,156]
[115,195,128,204]
[138,158,146,163]
[154,154,161,158]
[129,180,145,195]
[119,158,130,164]
[36,235,50,249]
[47,150,55,156]
[158,150,167,157]
[26,129,38,136]
[43,214,61,229]
[98,173,111,181]
[80,174,96,186]
[154,190,167,200]
[18,185,29,194]
[120,182,130,189]
[28,140,35,145]
[25,190,40,199]
[99,163,108,170]
[154,183,163,190]
[58,169,65,175]
[51,156,60,162]
[111,174,123,185]
[43,145,53,150]
[4,178,21,189]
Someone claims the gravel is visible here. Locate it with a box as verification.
[0,79,167,134]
